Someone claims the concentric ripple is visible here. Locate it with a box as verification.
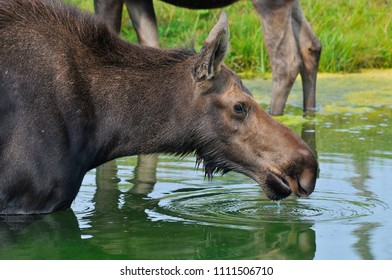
[145,184,388,229]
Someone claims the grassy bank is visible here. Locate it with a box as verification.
[66,0,391,74]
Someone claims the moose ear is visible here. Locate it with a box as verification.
[193,12,229,81]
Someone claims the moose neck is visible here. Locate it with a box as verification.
[87,44,197,167]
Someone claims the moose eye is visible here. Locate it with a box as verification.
[233,103,247,114]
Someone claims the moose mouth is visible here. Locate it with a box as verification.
[252,171,310,201]
[197,154,313,201]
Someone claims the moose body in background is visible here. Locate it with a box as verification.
[0,0,317,214]
[94,0,322,116]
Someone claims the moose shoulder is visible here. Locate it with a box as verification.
[0,0,317,214]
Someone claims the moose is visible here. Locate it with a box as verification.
[0,0,317,214]
[94,0,322,116]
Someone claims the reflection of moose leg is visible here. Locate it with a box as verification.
[253,223,316,259]
[95,160,120,213]
[301,122,319,179]
[251,0,321,116]
[132,155,158,194]
[301,121,317,157]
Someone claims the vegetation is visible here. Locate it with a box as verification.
[66,0,391,74]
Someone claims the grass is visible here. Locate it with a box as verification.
[65,0,391,74]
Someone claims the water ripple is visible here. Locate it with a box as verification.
[145,185,388,229]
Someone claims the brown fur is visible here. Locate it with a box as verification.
[0,0,317,214]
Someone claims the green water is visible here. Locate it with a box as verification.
[0,70,391,260]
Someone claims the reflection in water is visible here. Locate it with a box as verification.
[1,105,391,259]
[350,151,379,260]
[132,155,158,194]
[301,121,317,157]
[0,210,83,259]
[89,148,317,259]
[252,223,316,260]
[353,223,379,260]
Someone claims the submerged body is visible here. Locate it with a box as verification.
[0,0,317,214]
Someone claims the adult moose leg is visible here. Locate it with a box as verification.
[94,0,124,33]
[251,0,300,116]
[292,1,322,115]
[94,0,159,47]
[251,0,321,115]
[125,0,159,47]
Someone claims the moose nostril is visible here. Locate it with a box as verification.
[296,176,310,197]
[280,176,290,187]
[297,168,317,197]
[280,172,315,198]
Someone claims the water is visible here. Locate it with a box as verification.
[0,70,391,260]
